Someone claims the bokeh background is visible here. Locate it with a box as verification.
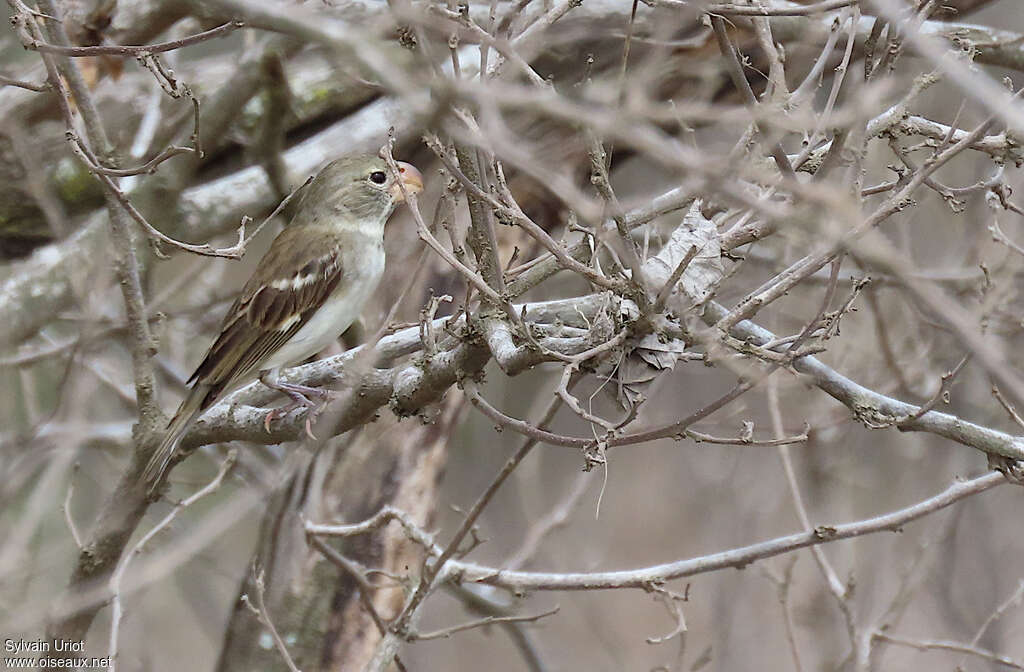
[3,1,1024,670]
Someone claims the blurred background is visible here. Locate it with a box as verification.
[3,0,1024,670]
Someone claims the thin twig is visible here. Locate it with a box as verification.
[64,134,248,259]
[248,568,302,672]
[408,606,560,641]
[874,633,1024,670]
[108,453,236,672]
[992,384,1024,430]
[0,72,50,90]
[363,386,567,672]
[704,0,857,15]
[899,354,972,424]
[438,471,1006,591]
[61,463,82,549]
[709,16,796,180]
[27,21,244,57]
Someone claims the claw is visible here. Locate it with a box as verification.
[264,407,286,433]
[258,372,332,438]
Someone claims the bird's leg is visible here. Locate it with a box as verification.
[259,369,332,439]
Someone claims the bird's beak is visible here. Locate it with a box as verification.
[390,161,424,203]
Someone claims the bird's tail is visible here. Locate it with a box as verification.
[143,385,210,494]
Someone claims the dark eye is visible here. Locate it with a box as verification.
[369,171,387,185]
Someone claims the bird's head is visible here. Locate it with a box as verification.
[293,154,424,230]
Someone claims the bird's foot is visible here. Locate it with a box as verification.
[260,377,332,440]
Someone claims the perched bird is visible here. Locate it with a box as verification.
[143,154,423,492]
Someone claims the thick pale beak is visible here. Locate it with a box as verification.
[389,161,424,203]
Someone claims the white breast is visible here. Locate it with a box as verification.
[260,248,385,372]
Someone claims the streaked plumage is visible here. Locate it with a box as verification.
[144,154,423,492]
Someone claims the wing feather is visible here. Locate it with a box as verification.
[186,227,345,411]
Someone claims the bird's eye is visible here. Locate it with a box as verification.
[369,171,387,185]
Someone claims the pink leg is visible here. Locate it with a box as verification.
[259,371,332,439]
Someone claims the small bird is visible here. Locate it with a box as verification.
[143,154,423,492]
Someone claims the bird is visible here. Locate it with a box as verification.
[143,154,424,493]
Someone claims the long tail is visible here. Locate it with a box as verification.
[143,385,211,493]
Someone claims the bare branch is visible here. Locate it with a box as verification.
[23,21,244,57]
[442,472,1005,591]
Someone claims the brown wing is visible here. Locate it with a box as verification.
[187,227,344,410]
